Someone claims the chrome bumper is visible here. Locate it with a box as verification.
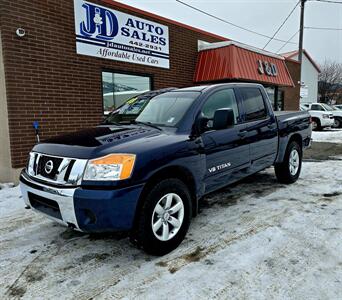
[20,173,81,230]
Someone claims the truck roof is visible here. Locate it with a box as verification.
[176,82,264,93]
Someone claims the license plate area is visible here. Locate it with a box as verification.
[28,192,62,220]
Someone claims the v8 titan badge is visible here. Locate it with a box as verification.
[208,162,232,173]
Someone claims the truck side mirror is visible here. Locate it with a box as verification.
[213,108,235,130]
[194,115,209,134]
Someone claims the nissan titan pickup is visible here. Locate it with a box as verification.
[20,83,312,255]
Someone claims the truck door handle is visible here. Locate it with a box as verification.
[238,130,248,138]
[267,124,275,129]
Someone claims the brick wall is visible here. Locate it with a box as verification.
[282,59,301,111]
[0,0,223,168]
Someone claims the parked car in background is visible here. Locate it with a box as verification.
[307,103,342,128]
[300,104,334,131]
[20,83,311,255]
[334,105,342,110]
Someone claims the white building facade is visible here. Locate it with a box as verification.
[282,50,321,105]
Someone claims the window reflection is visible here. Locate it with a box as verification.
[102,72,151,114]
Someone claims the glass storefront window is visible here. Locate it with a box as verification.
[102,72,151,114]
[264,86,275,109]
[277,89,284,111]
[263,85,284,111]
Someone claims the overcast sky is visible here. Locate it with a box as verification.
[119,0,342,64]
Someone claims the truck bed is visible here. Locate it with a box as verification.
[274,110,312,163]
[274,111,310,132]
[274,110,309,120]
[274,111,311,130]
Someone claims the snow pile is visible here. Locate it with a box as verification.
[312,128,342,143]
[0,185,23,218]
[0,182,15,190]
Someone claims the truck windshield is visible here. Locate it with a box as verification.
[103,97,149,125]
[136,91,200,127]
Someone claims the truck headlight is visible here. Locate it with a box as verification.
[27,152,36,176]
[83,154,136,181]
[322,114,330,119]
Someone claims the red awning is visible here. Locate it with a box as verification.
[194,42,294,87]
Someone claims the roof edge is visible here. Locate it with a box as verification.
[285,57,301,65]
[281,49,321,73]
[198,40,285,60]
[101,0,229,42]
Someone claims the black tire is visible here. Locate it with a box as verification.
[311,118,321,131]
[275,141,302,184]
[333,118,341,128]
[131,178,192,256]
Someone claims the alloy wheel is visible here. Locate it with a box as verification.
[289,149,300,176]
[151,193,184,241]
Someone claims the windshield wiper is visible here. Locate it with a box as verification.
[132,120,162,131]
[100,119,122,126]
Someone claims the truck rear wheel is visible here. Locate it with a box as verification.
[132,178,192,256]
[274,141,302,184]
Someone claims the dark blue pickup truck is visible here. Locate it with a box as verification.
[20,83,311,255]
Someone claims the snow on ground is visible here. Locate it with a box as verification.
[1,161,342,299]
[311,128,342,143]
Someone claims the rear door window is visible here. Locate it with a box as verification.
[241,88,267,121]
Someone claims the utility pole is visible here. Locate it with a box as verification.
[298,0,307,64]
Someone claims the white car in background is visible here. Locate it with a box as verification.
[300,104,334,131]
[308,103,342,128]
[334,104,342,110]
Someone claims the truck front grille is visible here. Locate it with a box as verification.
[27,153,88,186]
[37,155,64,179]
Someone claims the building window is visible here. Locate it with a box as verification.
[264,85,284,111]
[264,86,276,109]
[102,72,151,114]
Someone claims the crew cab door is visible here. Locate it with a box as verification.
[199,88,250,193]
[238,87,278,172]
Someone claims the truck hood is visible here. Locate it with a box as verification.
[32,125,167,159]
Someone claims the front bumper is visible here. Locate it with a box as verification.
[321,118,335,127]
[20,172,144,232]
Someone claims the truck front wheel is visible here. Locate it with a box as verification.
[132,178,192,255]
[311,118,321,131]
[333,118,341,128]
[274,141,302,184]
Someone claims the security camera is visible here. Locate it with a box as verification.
[16,28,26,37]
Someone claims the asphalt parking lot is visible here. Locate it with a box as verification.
[1,131,341,299]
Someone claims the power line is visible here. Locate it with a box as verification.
[276,30,300,53]
[305,26,342,30]
[175,0,297,44]
[309,0,342,4]
[263,1,300,49]
[277,26,342,54]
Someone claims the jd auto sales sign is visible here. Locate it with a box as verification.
[74,0,170,68]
